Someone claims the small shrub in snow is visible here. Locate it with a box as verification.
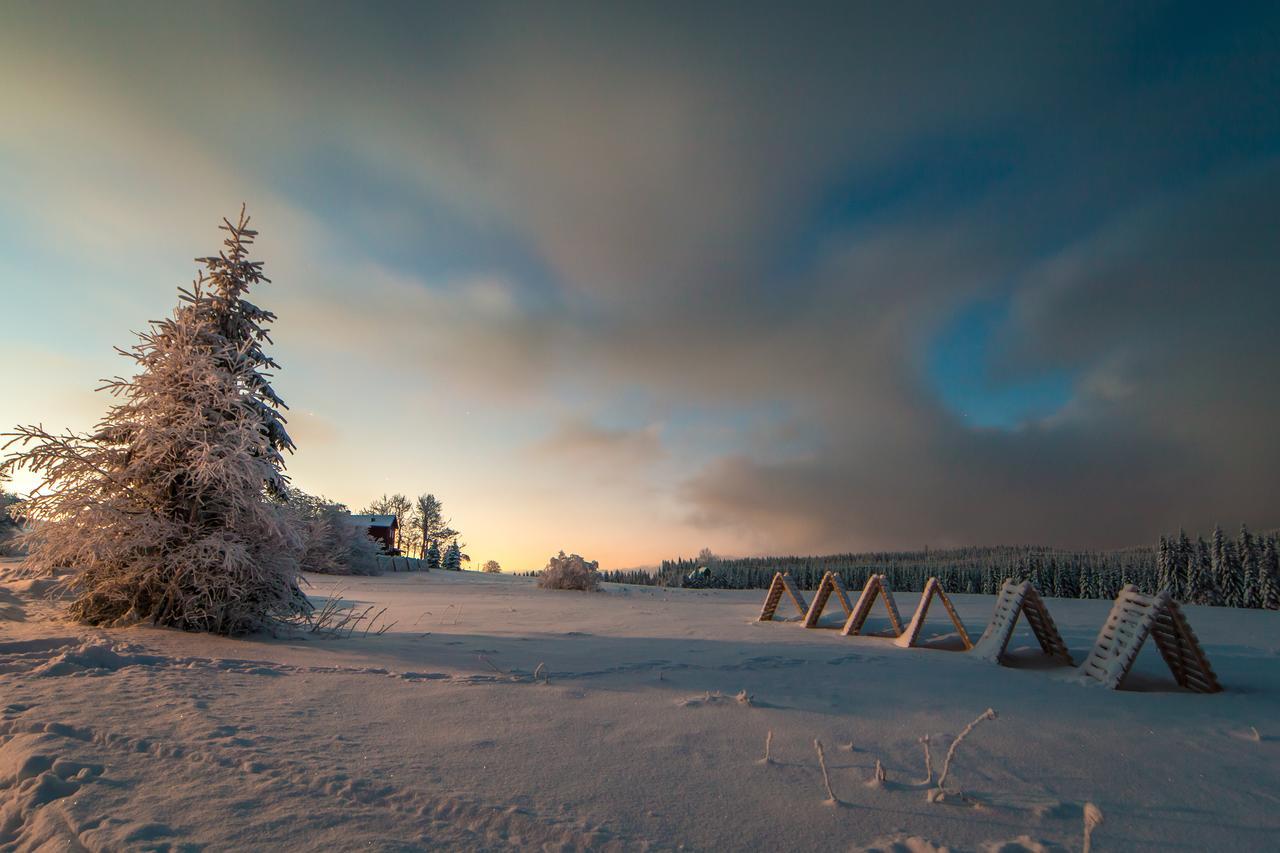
[289,493,381,576]
[538,551,600,591]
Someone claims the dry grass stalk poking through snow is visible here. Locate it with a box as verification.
[758,729,773,765]
[918,735,933,785]
[0,208,310,634]
[306,592,395,636]
[538,551,601,591]
[929,708,998,803]
[814,739,838,805]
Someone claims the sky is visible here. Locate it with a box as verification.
[2,2,1278,571]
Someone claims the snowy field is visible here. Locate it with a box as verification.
[2,559,1279,852]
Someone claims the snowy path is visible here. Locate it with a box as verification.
[3,562,1279,851]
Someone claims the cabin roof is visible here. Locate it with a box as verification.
[343,513,398,529]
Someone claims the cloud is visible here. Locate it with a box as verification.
[3,2,1278,561]
[682,163,1280,552]
[531,418,665,466]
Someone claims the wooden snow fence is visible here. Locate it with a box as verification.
[802,571,855,628]
[972,579,1073,666]
[758,572,809,621]
[895,577,973,650]
[840,574,905,637]
[1078,585,1221,693]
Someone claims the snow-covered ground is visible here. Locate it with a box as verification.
[2,560,1278,851]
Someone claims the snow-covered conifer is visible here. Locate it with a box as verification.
[1238,524,1260,609]
[442,540,462,571]
[1185,537,1215,605]
[1157,535,1171,590]
[425,539,442,569]
[1259,537,1280,611]
[1,209,309,633]
[1173,529,1192,601]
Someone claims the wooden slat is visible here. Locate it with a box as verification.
[896,578,972,650]
[840,575,903,637]
[1078,585,1222,693]
[759,572,808,622]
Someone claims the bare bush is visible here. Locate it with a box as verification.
[538,551,600,591]
[481,559,502,573]
[289,491,381,576]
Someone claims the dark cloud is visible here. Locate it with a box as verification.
[4,2,1279,553]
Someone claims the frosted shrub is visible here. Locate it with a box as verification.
[0,478,22,557]
[1,209,310,634]
[482,559,502,573]
[538,551,600,591]
[290,492,381,576]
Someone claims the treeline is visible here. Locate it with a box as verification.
[360,492,467,568]
[600,525,1280,609]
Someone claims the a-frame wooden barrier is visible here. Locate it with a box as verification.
[1078,585,1222,693]
[802,571,855,628]
[972,579,1073,666]
[895,577,973,650]
[758,572,809,621]
[840,574,905,637]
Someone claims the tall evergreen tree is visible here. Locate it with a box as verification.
[425,539,442,569]
[412,493,458,559]
[1,209,307,633]
[196,207,294,496]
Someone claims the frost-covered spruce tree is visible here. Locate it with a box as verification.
[1193,537,1217,605]
[424,539,442,569]
[1173,529,1192,601]
[1238,525,1260,609]
[442,540,462,571]
[1260,538,1280,611]
[1,209,309,634]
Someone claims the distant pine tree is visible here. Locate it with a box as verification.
[1211,526,1230,598]
[442,540,462,571]
[1259,536,1280,611]
[425,540,441,569]
[1156,536,1172,592]
[1173,529,1192,600]
[1185,538,1215,605]
[1239,524,1260,609]
[1219,539,1245,608]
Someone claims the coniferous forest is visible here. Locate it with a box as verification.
[602,525,1280,609]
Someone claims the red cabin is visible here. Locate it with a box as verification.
[343,513,398,554]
